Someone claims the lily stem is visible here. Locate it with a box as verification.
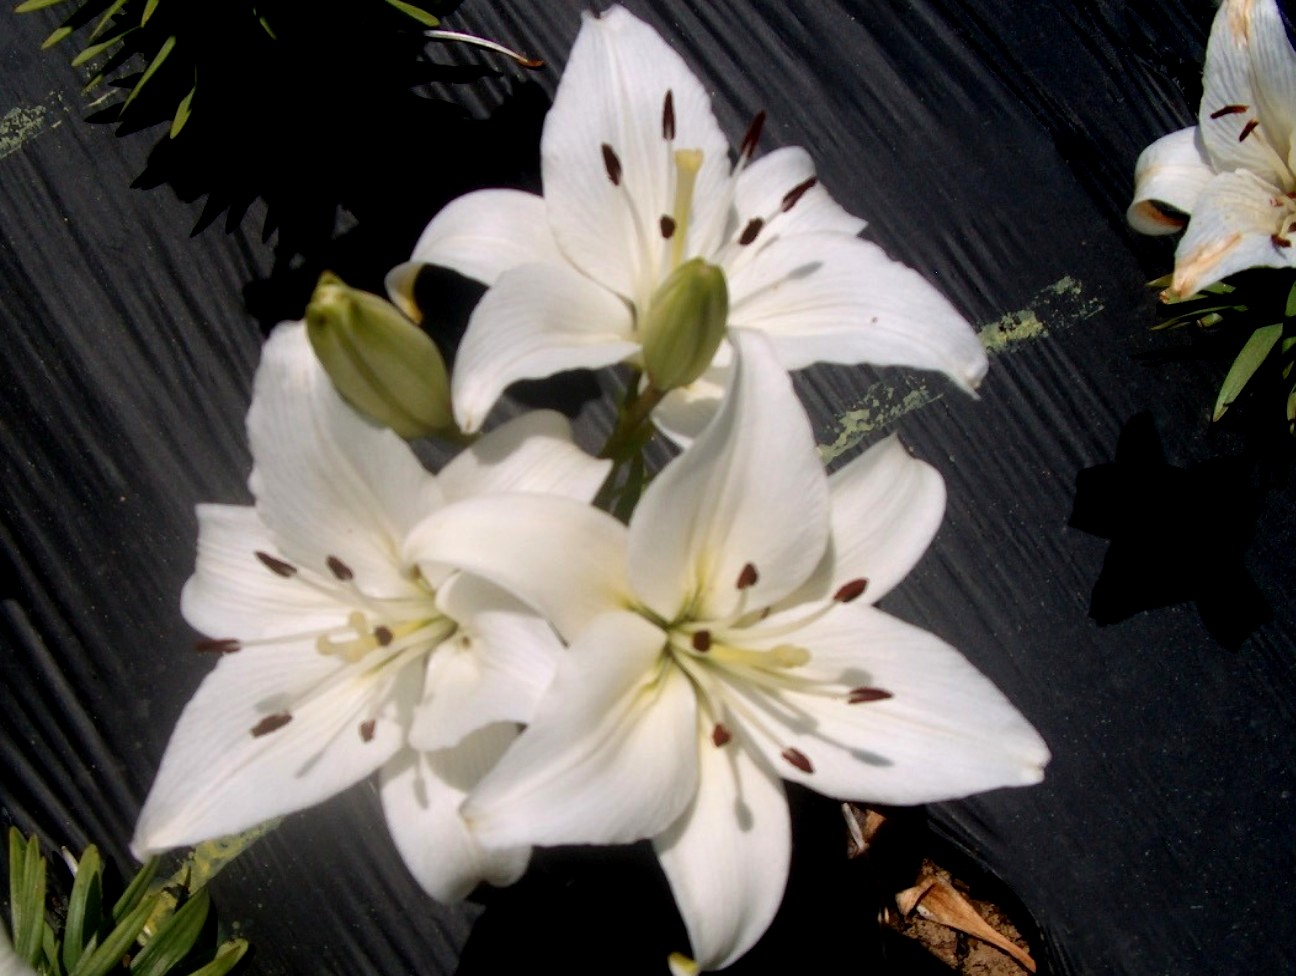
[598,378,666,462]
[593,374,667,515]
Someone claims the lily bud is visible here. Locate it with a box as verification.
[305,272,456,440]
[640,258,729,391]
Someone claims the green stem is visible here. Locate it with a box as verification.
[592,374,667,516]
[598,382,666,461]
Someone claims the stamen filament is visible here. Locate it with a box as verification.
[424,29,545,69]
[717,596,839,644]
[671,652,808,758]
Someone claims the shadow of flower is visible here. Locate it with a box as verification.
[1069,412,1270,648]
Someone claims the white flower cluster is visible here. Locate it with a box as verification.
[132,8,1048,971]
[1129,0,1296,299]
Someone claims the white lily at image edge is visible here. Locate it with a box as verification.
[388,5,987,441]
[0,928,34,976]
[131,323,609,903]
[412,329,1049,970]
[1129,0,1296,298]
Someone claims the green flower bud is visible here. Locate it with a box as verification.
[305,272,456,440]
[640,258,729,392]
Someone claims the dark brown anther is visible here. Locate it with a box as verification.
[738,217,764,246]
[660,215,677,239]
[326,556,354,581]
[1273,233,1292,249]
[712,723,732,747]
[250,712,293,737]
[196,638,241,654]
[255,551,297,578]
[848,687,894,704]
[375,625,394,646]
[739,110,767,159]
[1209,104,1249,118]
[691,630,712,652]
[781,176,818,212]
[833,578,869,603]
[1239,119,1260,142]
[602,143,623,185]
[781,747,814,773]
[736,563,759,589]
[663,90,676,141]
[360,719,376,742]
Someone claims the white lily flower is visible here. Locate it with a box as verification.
[411,329,1049,969]
[0,927,35,976]
[131,323,609,903]
[1129,0,1296,298]
[388,5,987,441]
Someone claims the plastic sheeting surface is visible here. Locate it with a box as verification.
[1,2,1292,974]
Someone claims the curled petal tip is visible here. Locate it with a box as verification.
[385,262,424,324]
[667,953,700,976]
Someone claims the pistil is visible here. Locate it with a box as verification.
[669,149,703,269]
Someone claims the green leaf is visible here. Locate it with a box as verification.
[41,25,73,48]
[9,829,47,964]
[1286,280,1296,320]
[256,11,278,40]
[120,33,176,114]
[69,891,161,976]
[62,846,105,974]
[169,81,195,138]
[71,29,133,67]
[89,0,130,40]
[186,939,249,976]
[112,858,159,922]
[129,888,210,976]
[14,0,74,12]
[42,919,61,975]
[381,0,439,27]
[1151,304,1243,332]
[1214,323,1283,421]
[140,0,159,24]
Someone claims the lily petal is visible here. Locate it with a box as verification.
[436,410,608,504]
[463,610,697,848]
[410,573,558,751]
[387,189,564,318]
[132,645,419,857]
[380,729,530,904]
[1128,126,1215,234]
[541,7,732,300]
[650,363,730,448]
[654,724,790,971]
[629,329,830,622]
[787,436,946,607]
[450,263,638,433]
[727,603,1049,805]
[181,504,341,640]
[405,494,630,640]
[0,926,35,976]
[1200,0,1296,185]
[1241,0,1296,161]
[247,323,445,596]
[1171,170,1296,297]
[732,146,866,243]
[728,233,987,393]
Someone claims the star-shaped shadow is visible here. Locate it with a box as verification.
[1069,413,1271,649]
